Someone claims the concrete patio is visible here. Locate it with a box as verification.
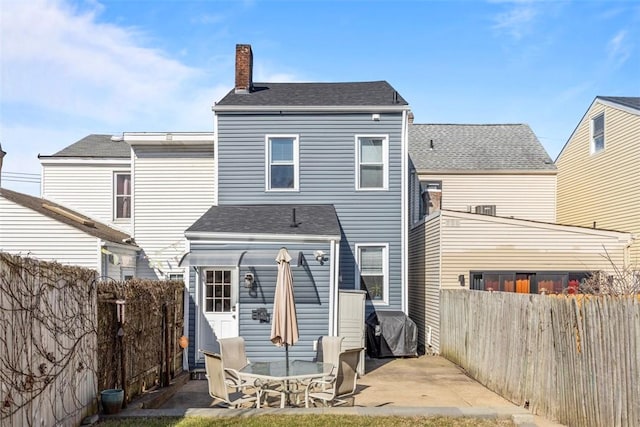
[115,355,566,427]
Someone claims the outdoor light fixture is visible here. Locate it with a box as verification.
[244,272,254,289]
[314,250,327,265]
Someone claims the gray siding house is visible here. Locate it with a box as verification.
[183,45,410,367]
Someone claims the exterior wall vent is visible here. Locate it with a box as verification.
[474,205,496,216]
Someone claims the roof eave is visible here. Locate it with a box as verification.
[415,168,557,175]
[212,104,410,113]
[595,97,640,116]
[124,132,215,146]
[184,231,342,242]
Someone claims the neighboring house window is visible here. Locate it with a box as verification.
[356,135,388,190]
[591,113,605,153]
[420,180,442,219]
[266,135,299,191]
[356,244,388,304]
[114,173,131,219]
[470,271,590,294]
[168,273,184,281]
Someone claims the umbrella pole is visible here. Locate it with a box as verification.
[285,343,291,406]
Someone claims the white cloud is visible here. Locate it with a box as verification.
[0,0,203,125]
[607,30,632,68]
[492,2,537,40]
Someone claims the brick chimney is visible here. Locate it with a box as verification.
[235,44,253,94]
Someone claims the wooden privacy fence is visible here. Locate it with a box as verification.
[97,279,184,406]
[440,290,640,427]
[0,253,97,427]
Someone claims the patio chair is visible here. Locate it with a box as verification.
[218,337,284,407]
[217,337,250,388]
[202,351,257,408]
[319,335,345,369]
[304,347,363,407]
[286,335,345,406]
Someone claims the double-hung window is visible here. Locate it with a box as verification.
[114,172,131,219]
[591,113,605,154]
[356,135,388,190]
[266,135,299,191]
[356,244,388,304]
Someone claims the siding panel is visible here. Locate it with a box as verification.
[417,173,556,223]
[217,112,405,310]
[440,212,629,292]
[42,163,131,233]
[557,103,640,263]
[188,242,331,365]
[133,146,216,279]
[0,198,99,270]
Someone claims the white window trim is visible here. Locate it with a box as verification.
[113,171,132,221]
[590,112,605,155]
[265,134,299,192]
[355,134,389,191]
[355,243,389,305]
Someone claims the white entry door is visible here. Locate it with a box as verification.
[198,268,239,355]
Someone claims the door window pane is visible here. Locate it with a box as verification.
[204,269,233,313]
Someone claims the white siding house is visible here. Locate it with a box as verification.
[125,132,216,279]
[40,134,132,233]
[0,188,139,280]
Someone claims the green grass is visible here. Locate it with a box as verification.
[97,415,514,426]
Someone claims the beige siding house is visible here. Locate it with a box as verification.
[556,96,640,264]
[409,124,557,225]
[410,210,632,354]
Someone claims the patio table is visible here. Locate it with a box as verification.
[239,360,333,408]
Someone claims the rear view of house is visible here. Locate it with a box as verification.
[182,44,410,368]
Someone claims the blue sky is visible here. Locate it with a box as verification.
[1,0,639,195]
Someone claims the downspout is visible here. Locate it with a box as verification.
[330,239,340,336]
[182,239,191,372]
[401,109,409,314]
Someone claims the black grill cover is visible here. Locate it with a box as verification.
[365,310,418,358]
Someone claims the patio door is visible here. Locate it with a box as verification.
[198,268,239,355]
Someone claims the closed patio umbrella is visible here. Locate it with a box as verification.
[270,247,299,368]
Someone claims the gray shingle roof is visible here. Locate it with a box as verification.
[215,81,408,108]
[0,188,137,246]
[42,134,130,158]
[186,204,341,237]
[597,96,640,112]
[409,124,556,171]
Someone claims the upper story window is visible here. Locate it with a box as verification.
[356,243,388,304]
[356,135,388,190]
[266,135,299,191]
[114,172,131,219]
[419,180,442,219]
[591,113,605,154]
